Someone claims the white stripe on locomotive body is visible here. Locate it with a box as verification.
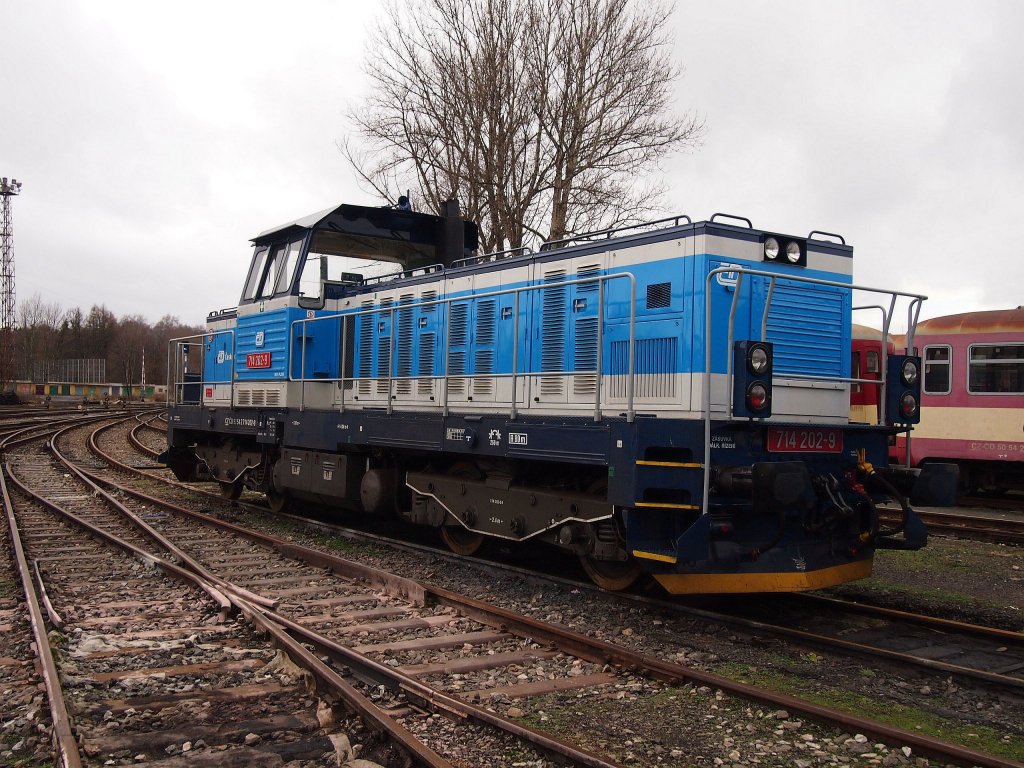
[213,224,854,421]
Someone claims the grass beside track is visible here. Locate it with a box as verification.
[715,662,1022,762]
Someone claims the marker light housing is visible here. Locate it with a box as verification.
[733,340,774,418]
[885,353,922,425]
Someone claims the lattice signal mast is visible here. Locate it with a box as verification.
[1,176,22,393]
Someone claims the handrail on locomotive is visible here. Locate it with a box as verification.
[701,265,926,512]
[168,263,926,442]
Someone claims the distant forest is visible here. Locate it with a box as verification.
[15,292,202,386]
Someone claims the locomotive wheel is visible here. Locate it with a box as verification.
[218,480,243,500]
[578,478,640,589]
[439,461,485,556]
[580,555,642,591]
[266,489,291,514]
[440,525,486,556]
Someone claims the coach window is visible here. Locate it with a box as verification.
[866,350,880,376]
[923,345,951,394]
[242,246,270,301]
[968,343,1024,394]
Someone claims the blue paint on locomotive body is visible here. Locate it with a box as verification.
[213,213,855,395]
[262,253,851,389]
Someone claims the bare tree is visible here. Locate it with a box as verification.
[16,293,63,381]
[343,0,703,252]
[108,314,148,396]
[151,315,202,385]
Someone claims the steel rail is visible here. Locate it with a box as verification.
[4,460,233,615]
[83,428,627,766]
[41,421,277,609]
[229,595,458,768]
[791,592,1024,639]
[420,583,1022,768]
[264,605,625,768]
[11,422,456,768]
[879,508,1024,545]
[0,467,83,768]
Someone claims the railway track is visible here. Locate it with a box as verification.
[1,416,457,767]
[879,506,1024,546]
[2,415,632,766]
[58,414,1020,766]
[119,416,1024,692]
[1,411,1017,765]
[919,508,1024,545]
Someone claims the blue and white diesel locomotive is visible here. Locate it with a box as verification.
[164,200,929,593]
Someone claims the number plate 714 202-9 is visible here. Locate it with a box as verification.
[767,427,843,453]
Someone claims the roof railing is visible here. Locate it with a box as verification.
[359,263,446,287]
[539,214,692,252]
[450,245,532,269]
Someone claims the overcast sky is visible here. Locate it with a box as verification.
[1,1,1021,329]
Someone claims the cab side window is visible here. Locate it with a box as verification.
[242,247,270,301]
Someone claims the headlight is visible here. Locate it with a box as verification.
[900,392,918,418]
[748,345,769,374]
[764,237,779,260]
[901,358,919,385]
[786,241,801,263]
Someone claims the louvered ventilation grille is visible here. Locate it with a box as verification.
[541,270,567,395]
[236,390,251,406]
[578,264,600,293]
[476,299,496,346]
[766,285,844,376]
[377,299,393,394]
[647,282,671,309]
[574,318,599,394]
[609,337,677,398]
[473,299,497,395]
[448,302,469,394]
[418,332,435,394]
[418,291,437,395]
[357,300,373,395]
[396,295,414,394]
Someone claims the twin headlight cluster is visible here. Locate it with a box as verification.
[762,235,807,267]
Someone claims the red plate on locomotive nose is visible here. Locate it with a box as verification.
[767,427,844,453]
